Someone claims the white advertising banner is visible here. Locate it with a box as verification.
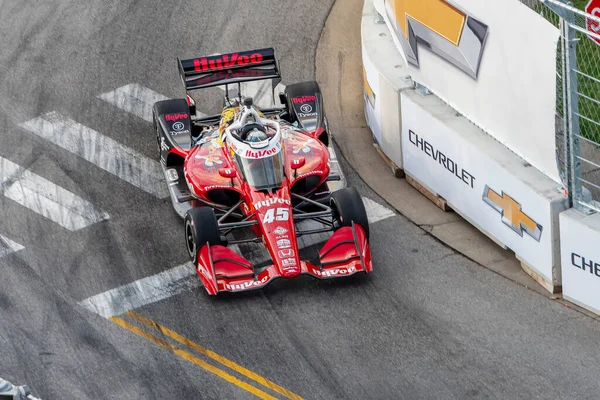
[378,0,562,183]
[362,45,382,145]
[402,92,555,281]
[560,209,600,315]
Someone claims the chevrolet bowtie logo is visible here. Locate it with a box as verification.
[385,0,489,78]
[363,67,376,108]
[482,186,543,242]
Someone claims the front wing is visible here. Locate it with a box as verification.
[195,223,372,295]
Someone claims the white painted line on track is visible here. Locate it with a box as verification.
[79,196,395,318]
[98,83,169,122]
[100,83,208,119]
[0,235,24,258]
[363,197,396,224]
[0,157,110,231]
[20,112,169,199]
[79,263,198,319]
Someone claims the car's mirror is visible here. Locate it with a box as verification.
[219,168,237,179]
[186,94,197,116]
[291,157,306,170]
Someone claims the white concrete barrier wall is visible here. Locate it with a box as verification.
[401,90,568,292]
[560,209,600,315]
[361,0,569,293]
[361,0,411,169]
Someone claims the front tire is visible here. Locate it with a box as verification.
[331,187,370,240]
[184,207,221,264]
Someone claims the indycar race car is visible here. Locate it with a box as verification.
[152,47,373,295]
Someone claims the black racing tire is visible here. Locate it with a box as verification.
[331,187,370,240]
[184,207,221,264]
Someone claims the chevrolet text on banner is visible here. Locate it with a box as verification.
[401,91,557,286]
[374,0,562,184]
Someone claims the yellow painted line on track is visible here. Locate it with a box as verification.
[109,316,278,400]
[126,311,303,400]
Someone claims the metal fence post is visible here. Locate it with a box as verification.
[563,8,584,211]
[560,16,572,206]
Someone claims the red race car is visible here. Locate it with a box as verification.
[152,48,373,295]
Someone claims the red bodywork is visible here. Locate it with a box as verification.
[176,109,372,294]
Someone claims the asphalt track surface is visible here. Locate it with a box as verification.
[1,1,600,399]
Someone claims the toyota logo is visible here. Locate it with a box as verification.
[300,104,313,113]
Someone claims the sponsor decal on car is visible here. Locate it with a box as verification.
[193,52,264,72]
[192,69,268,87]
[170,129,191,136]
[278,249,295,258]
[282,258,297,267]
[277,239,291,249]
[166,168,178,182]
[197,264,213,280]
[160,137,170,152]
[224,274,270,291]
[292,95,316,104]
[249,139,270,149]
[245,146,279,159]
[165,113,189,121]
[272,227,289,236]
[254,198,292,210]
[300,104,313,113]
[204,185,232,191]
[172,121,185,131]
[297,112,318,118]
[296,171,324,180]
[313,266,357,277]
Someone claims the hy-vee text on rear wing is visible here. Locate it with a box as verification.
[178,48,281,91]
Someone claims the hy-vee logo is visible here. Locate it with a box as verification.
[254,198,291,210]
[293,95,316,104]
[224,275,270,291]
[313,266,357,277]
[193,53,264,72]
[165,113,188,121]
[245,147,279,158]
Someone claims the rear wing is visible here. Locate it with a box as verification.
[178,48,281,91]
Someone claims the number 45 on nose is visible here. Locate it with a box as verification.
[263,208,289,224]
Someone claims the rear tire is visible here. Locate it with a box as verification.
[184,207,221,264]
[331,187,369,240]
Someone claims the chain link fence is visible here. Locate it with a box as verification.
[521,0,600,213]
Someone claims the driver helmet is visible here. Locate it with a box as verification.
[246,127,269,143]
[240,121,270,143]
